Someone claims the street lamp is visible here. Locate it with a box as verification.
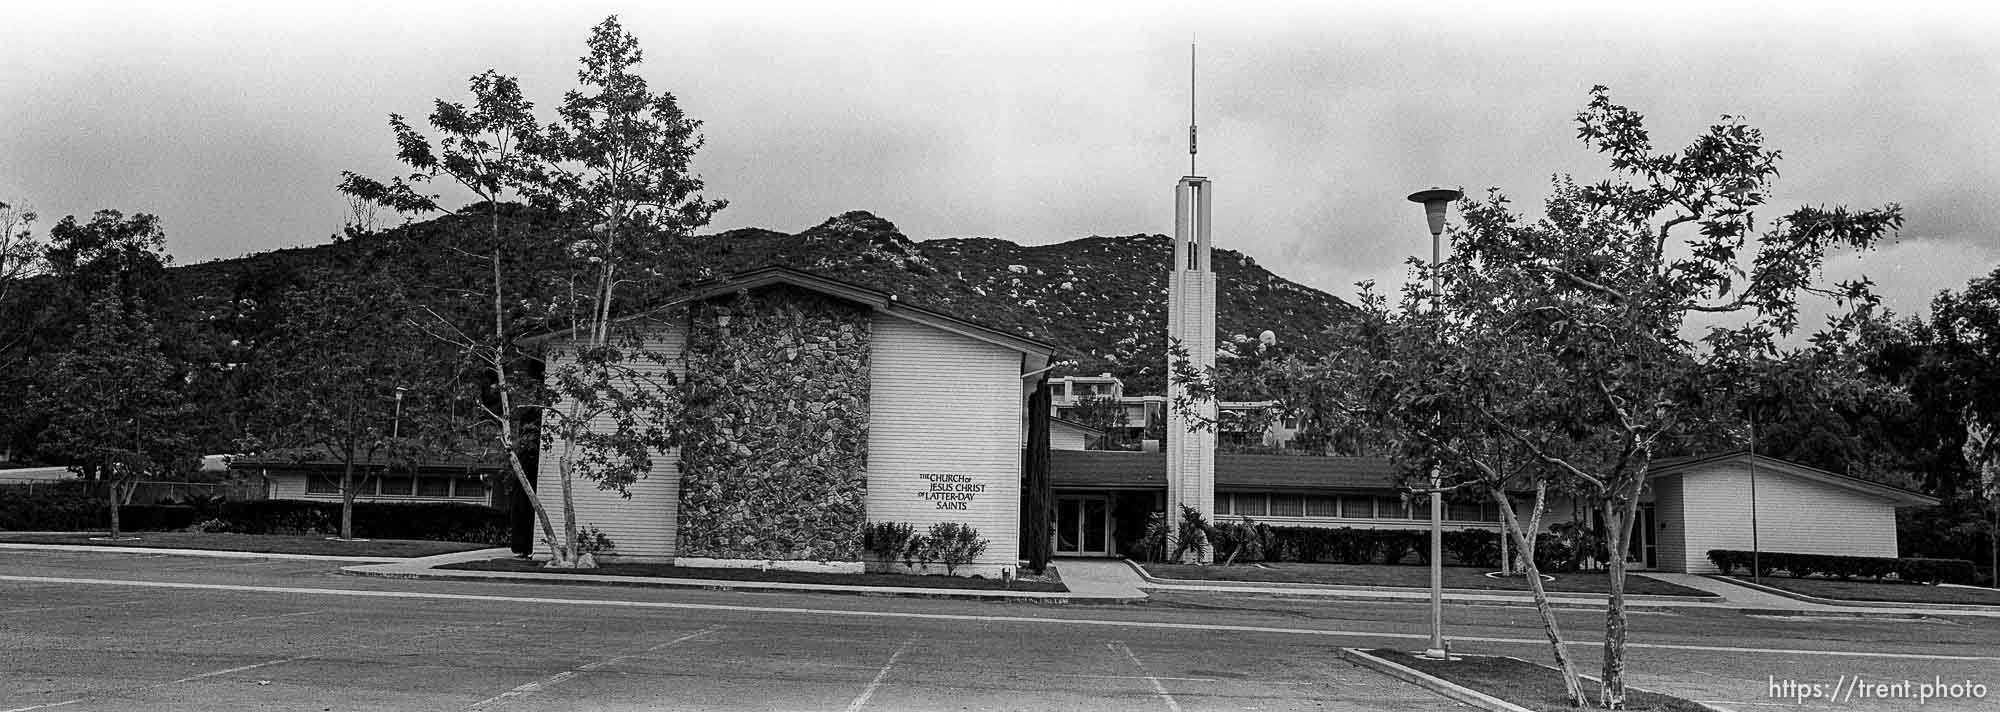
[1409,186,1463,661]
[393,387,407,440]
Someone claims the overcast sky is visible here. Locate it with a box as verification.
[4,0,1996,337]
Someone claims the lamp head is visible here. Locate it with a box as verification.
[1407,187,1465,236]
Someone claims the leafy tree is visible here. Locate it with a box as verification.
[344,15,720,566]
[44,210,172,308]
[1176,87,1901,708]
[1068,395,1128,449]
[32,293,198,538]
[0,201,44,460]
[244,270,462,540]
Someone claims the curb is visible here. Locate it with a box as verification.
[1712,575,2000,613]
[339,563,1142,604]
[1335,648,1535,712]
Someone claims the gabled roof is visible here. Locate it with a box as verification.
[1049,450,1401,491]
[526,265,1055,365]
[1649,451,1937,506]
[1049,417,1105,438]
[230,450,504,474]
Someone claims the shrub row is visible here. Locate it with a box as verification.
[1707,549,1978,585]
[0,486,507,544]
[863,521,990,575]
[206,500,508,544]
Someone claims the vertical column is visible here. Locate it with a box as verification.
[1167,176,1216,561]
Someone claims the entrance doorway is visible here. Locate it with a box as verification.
[1629,502,1657,569]
[1054,494,1112,556]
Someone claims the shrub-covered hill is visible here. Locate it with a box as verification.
[174,208,1354,396]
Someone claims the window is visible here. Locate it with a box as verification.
[1339,496,1375,519]
[1215,494,1233,515]
[305,476,338,495]
[1304,495,1338,517]
[1235,493,1267,517]
[452,479,485,499]
[1447,500,1484,522]
[417,477,452,497]
[1378,496,1409,519]
[380,476,415,496]
[1268,495,1302,517]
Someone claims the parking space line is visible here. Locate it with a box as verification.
[168,657,305,684]
[465,624,723,710]
[844,633,917,712]
[6,575,1997,663]
[1108,641,1182,712]
[0,699,84,712]
[189,610,322,628]
[0,601,144,615]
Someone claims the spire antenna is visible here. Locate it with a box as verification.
[1188,41,1198,175]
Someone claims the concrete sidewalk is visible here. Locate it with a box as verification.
[343,551,1150,603]
[1128,561,2000,618]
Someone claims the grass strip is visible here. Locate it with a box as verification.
[0,531,491,557]
[1144,562,1717,597]
[442,557,1069,592]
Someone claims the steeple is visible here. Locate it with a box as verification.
[1166,44,1216,559]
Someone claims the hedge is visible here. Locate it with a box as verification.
[1706,549,1977,585]
[211,500,508,544]
[0,484,506,544]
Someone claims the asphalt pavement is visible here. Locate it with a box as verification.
[3,548,1997,711]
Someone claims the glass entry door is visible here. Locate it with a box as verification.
[1054,495,1111,556]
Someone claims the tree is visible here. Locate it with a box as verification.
[1068,395,1128,449]
[343,15,720,567]
[0,201,44,460]
[44,210,171,308]
[32,293,198,538]
[245,271,461,540]
[1177,86,1902,709]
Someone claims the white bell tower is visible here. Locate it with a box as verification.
[1166,43,1216,556]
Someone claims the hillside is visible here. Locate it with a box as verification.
[174,208,1355,396]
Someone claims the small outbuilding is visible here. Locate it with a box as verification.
[1645,452,1936,573]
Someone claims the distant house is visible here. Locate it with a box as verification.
[1644,452,1935,573]
[1048,449,1934,573]
[1047,374,1295,450]
[232,454,506,508]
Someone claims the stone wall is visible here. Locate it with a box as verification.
[676,287,872,561]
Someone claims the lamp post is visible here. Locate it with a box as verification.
[1408,186,1463,661]
[392,387,407,439]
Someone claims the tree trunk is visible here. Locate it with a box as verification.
[107,478,123,540]
[1495,488,1584,707]
[339,459,357,540]
[1599,487,1644,710]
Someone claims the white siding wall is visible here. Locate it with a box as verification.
[534,328,686,562]
[1049,423,1092,451]
[867,316,1022,576]
[1674,462,1899,573]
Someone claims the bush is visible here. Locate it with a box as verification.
[863,521,918,567]
[1707,549,1978,585]
[1212,517,1273,564]
[0,484,204,532]
[927,522,988,575]
[1442,529,1502,568]
[214,500,507,544]
[0,482,104,531]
